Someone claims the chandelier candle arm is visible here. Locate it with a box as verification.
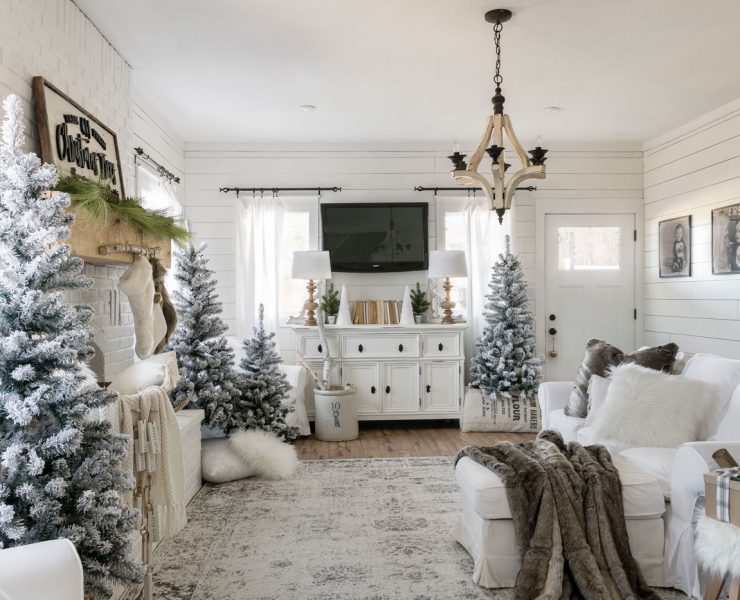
[449,8,547,223]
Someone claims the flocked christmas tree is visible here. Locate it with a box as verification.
[167,243,241,429]
[470,235,542,398]
[233,305,299,440]
[0,95,141,597]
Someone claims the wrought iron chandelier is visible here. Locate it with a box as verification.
[449,8,547,224]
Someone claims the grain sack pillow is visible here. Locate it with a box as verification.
[589,363,722,448]
[565,339,624,417]
[460,388,541,432]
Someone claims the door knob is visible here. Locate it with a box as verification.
[398,344,404,352]
[426,384,431,393]
[548,327,557,336]
[385,385,391,394]
[549,314,556,321]
[317,343,322,353]
[358,344,363,353]
[371,386,376,394]
[438,343,444,351]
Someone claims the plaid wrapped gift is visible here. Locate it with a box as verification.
[716,466,740,523]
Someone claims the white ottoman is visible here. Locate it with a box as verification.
[453,456,667,588]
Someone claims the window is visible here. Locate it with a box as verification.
[277,199,319,324]
[558,226,621,271]
[442,210,469,315]
[135,163,183,291]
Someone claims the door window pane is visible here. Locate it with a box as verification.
[558,227,621,271]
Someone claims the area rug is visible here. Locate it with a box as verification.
[150,457,686,599]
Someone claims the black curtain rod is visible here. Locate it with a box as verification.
[134,147,181,184]
[413,186,537,193]
[219,186,342,197]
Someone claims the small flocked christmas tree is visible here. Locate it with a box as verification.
[233,305,299,440]
[167,243,241,429]
[470,235,542,398]
[0,95,141,597]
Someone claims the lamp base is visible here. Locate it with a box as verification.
[441,277,456,324]
[303,279,318,326]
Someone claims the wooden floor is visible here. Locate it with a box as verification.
[293,420,535,460]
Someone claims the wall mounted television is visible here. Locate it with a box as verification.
[321,202,429,272]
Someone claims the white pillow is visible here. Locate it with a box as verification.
[682,353,740,436]
[201,430,297,483]
[585,374,611,425]
[589,363,722,448]
[201,438,256,483]
[108,361,165,395]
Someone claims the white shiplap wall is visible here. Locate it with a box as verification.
[183,142,643,361]
[643,96,740,357]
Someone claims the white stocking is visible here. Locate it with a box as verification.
[118,256,155,359]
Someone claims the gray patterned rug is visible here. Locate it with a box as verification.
[151,457,686,599]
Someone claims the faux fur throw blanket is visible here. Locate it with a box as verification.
[456,430,659,600]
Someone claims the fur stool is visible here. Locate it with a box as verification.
[453,456,667,588]
[696,516,740,599]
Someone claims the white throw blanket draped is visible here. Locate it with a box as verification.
[114,358,186,543]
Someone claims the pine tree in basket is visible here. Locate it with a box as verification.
[470,235,542,398]
[166,243,241,429]
[233,305,299,441]
[0,95,142,597]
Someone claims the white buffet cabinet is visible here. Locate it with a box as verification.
[292,324,466,420]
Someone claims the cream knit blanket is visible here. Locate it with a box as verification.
[116,382,186,543]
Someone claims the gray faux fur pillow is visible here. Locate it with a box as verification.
[564,339,624,418]
[623,342,679,372]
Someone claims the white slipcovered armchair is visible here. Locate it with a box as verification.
[0,539,83,600]
[538,353,740,598]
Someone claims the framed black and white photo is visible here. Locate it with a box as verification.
[659,215,691,278]
[712,203,740,274]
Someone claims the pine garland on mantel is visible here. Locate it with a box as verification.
[55,175,191,243]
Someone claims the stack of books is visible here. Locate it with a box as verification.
[352,300,400,325]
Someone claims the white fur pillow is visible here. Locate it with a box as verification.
[201,430,297,483]
[589,363,721,448]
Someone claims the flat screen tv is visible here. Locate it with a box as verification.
[321,203,429,272]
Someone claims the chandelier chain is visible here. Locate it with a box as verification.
[493,20,503,88]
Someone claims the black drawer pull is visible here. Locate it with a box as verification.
[358,344,364,353]
[371,386,376,394]
[398,343,404,352]
[385,385,391,394]
[317,343,322,353]
[426,384,431,393]
[438,343,444,351]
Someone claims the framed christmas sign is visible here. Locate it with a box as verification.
[32,76,125,198]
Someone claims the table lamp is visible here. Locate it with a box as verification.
[291,251,332,326]
[427,250,468,324]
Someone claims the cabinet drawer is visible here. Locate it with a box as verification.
[342,334,419,358]
[299,334,340,358]
[421,332,460,357]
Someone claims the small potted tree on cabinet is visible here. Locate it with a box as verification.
[410,282,431,324]
[320,282,340,324]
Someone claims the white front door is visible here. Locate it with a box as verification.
[545,213,636,381]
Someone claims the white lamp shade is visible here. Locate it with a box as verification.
[291,251,332,280]
[427,250,467,278]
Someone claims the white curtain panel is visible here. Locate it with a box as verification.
[463,197,513,357]
[236,195,285,338]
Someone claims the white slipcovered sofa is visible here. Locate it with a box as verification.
[539,353,740,598]
[0,539,83,600]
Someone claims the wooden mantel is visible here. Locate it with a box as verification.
[49,192,172,268]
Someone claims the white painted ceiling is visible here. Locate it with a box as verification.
[76,0,740,144]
